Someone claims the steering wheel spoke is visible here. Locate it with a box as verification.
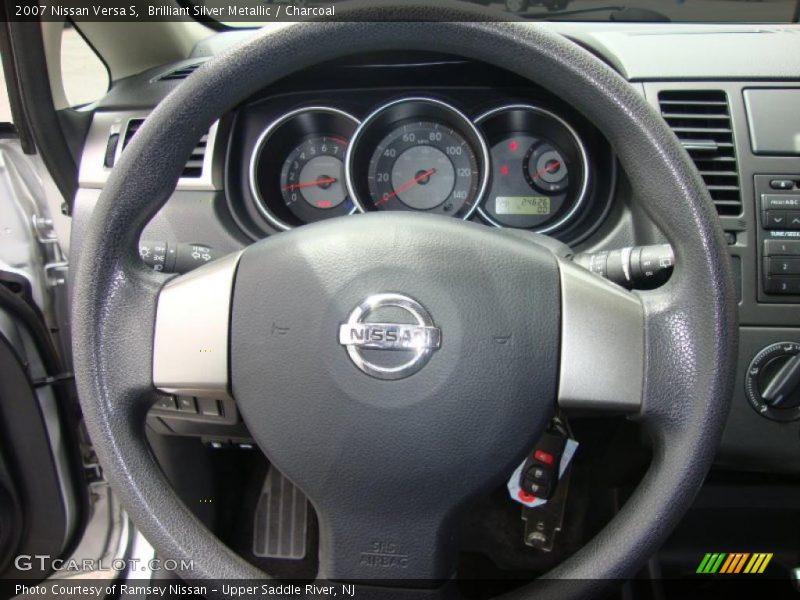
[152,251,242,400]
[557,260,645,415]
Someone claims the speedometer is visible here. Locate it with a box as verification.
[346,98,489,220]
[368,121,479,214]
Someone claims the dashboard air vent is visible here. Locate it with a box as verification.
[156,62,204,81]
[121,118,208,178]
[658,90,741,216]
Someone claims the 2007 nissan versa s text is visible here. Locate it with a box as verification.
[0,1,798,598]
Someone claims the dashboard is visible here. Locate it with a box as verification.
[226,81,616,244]
[70,23,800,475]
[246,98,592,233]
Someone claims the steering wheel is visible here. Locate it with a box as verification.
[72,7,737,598]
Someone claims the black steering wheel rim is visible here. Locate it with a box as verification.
[71,9,737,598]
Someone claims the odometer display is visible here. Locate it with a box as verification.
[496,196,551,216]
[367,121,480,216]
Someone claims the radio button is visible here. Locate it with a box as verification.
[762,194,800,210]
[764,277,800,294]
[770,179,796,191]
[765,211,787,229]
[767,258,800,275]
[764,240,800,256]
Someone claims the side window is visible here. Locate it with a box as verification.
[0,56,13,123]
[60,22,109,107]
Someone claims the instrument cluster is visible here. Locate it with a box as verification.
[240,95,612,242]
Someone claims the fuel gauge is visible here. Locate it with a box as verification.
[525,142,569,195]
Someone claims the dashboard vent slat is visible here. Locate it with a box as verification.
[670,126,734,134]
[659,100,728,108]
[660,112,731,121]
[156,62,204,81]
[658,90,741,217]
[122,119,143,147]
[119,118,207,179]
[698,171,739,178]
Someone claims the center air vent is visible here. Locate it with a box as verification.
[658,90,742,216]
[120,118,208,178]
[156,62,204,82]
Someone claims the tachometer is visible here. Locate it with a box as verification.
[249,107,359,230]
[347,98,489,220]
[280,135,350,221]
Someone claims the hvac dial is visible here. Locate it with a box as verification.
[745,341,800,422]
[347,98,489,220]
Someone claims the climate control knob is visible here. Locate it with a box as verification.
[744,342,800,421]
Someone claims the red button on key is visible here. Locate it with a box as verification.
[533,449,554,465]
[517,490,536,503]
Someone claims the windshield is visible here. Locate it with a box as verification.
[189,0,800,27]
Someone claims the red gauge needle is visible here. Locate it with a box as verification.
[531,160,562,181]
[282,177,338,192]
[376,168,437,206]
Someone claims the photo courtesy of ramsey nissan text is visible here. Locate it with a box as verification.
[0,1,799,599]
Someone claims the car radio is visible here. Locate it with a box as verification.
[756,175,800,301]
